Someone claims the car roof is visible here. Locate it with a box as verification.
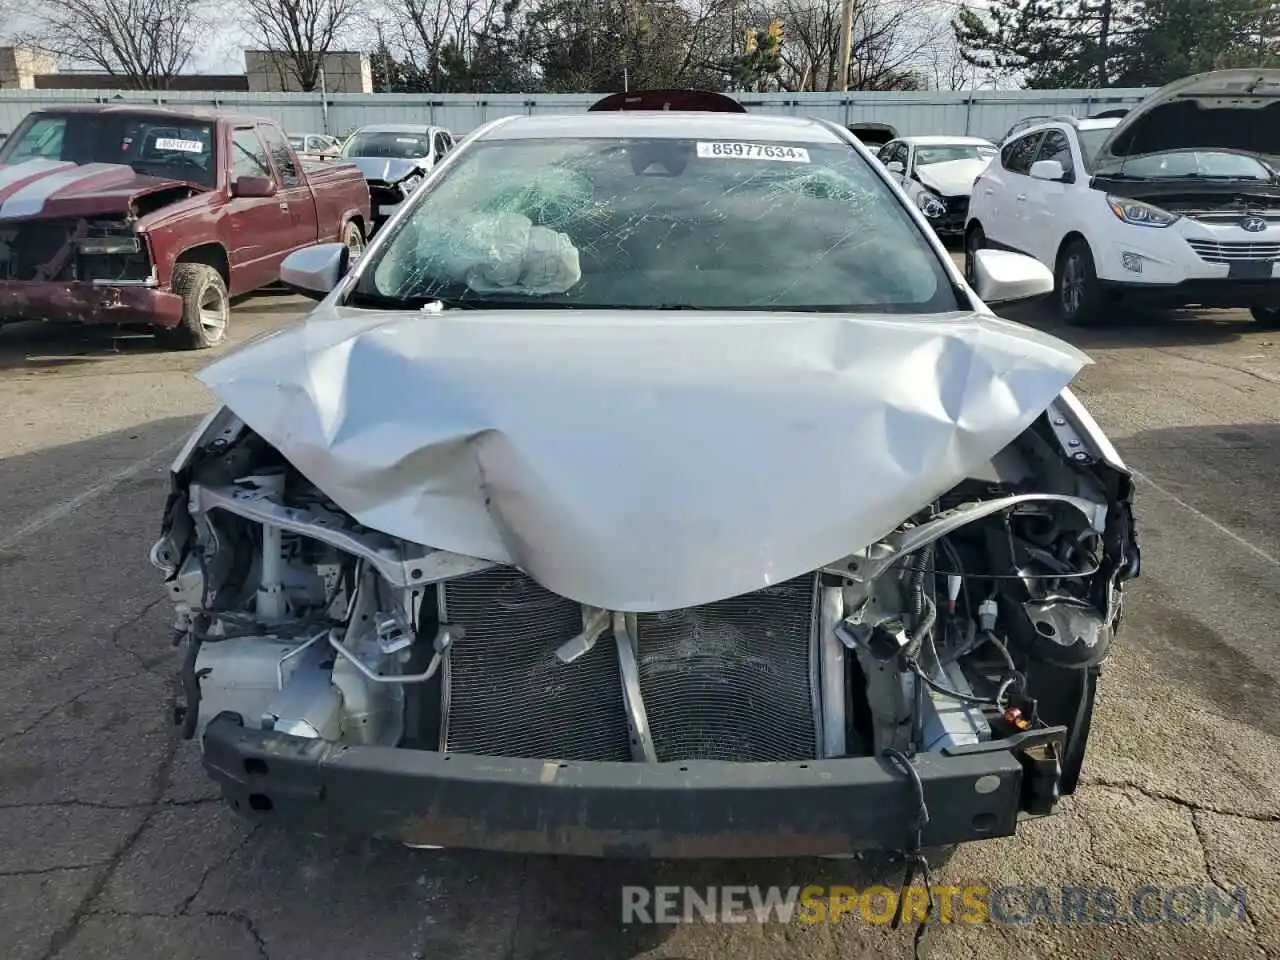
[25,104,262,125]
[352,123,440,134]
[474,112,849,144]
[899,135,995,146]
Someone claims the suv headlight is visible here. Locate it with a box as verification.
[1106,195,1179,228]
[400,173,424,195]
[916,191,946,219]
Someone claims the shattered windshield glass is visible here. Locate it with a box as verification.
[0,112,216,187]
[351,137,961,312]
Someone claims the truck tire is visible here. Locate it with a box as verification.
[157,263,229,350]
[343,220,365,260]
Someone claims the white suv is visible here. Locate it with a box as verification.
[964,70,1280,327]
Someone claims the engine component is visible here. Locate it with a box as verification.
[440,567,632,761]
[635,574,820,762]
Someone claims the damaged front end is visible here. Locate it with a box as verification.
[0,186,193,326]
[150,385,1138,858]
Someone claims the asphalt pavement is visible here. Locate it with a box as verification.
[0,277,1278,960]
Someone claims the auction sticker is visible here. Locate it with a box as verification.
[696,142,810,162]
[154,137,204,153]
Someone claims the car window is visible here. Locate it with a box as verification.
[258,124,300,187]
[877,141,897,162]
[914,144,997,166]
[231,128,272,181]
[1077,128,1113,170]
[2,116,66,162]
[342,131,431,159]
[1118,150,1273,180]
[288,135,305,150]
[1001,132,1044,175]
[0,111,215,187]
[441,133,453,151]
[354,136,962,314]
[432,132,446,158]
[1035,129,1074,178]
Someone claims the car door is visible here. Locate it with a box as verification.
[1023,127,1075,266]
[258,122,320,253]
[225,126,290,294]
[989,130,1044,254]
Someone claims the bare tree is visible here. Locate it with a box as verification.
[20,0,206,89]
[748,0,935,91]
[240,0,364,91]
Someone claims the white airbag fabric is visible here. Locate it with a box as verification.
[198,308,1089,612]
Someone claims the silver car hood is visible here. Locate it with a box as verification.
[196,307,1089,612]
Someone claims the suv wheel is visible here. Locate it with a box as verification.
[963,225,985,285]
[1250,307,1280,329]
[1056,240,1102,326]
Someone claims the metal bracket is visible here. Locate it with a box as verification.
[556,607,611,664]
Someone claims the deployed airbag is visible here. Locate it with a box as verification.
[197,308,1089,612]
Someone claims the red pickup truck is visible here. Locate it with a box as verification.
[0,105,371,349]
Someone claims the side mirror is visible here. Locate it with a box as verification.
[1029,159,1065,181]
[232,176,277,198]
[970,248,1054,305]
[885,161,905,174]
[280,242,349,300]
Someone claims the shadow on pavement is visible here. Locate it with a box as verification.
[1000,300,1259,350]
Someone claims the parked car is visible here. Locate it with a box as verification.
[153,109,1139,863]
[965,69,1280,327]
[877,135,998,237]
[289,132,343,162]
[339,123,455,231]
[0,105,371,348]
[847,121,898,149]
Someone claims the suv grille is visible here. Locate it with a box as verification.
[1186,239,1280,263]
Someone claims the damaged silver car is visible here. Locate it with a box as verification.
[151,111,1140,863]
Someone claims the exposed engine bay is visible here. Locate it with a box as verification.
[0,216,155,283]
[151,398,1137,807]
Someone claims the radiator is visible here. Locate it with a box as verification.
[635,573,821,762]
[439,567,631,761]
[438,567,821,764]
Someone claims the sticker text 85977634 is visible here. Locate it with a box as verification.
[696,142,811,163]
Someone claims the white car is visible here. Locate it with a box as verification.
[877,135,998,237]
[150,109,1141,862]
[965,69,1280,327]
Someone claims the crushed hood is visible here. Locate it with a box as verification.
[915,158,991,198]
[197,308,1089,612]
[348,156,425,184]
[1094,69,1280,167]
[0,159,198,219]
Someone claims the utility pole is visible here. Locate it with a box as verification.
[837,0,853,91]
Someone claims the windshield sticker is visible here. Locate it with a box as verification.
[154,137,204,153]
[696,142,810,163]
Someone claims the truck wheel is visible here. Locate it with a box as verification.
[343,220,365,260]
[1250,307,1280,328]
[158,263,229,350]
[1055,239,1103,326]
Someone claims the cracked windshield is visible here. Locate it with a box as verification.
[354,137,960,312]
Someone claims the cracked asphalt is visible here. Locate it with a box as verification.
[1,279,1278,960]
